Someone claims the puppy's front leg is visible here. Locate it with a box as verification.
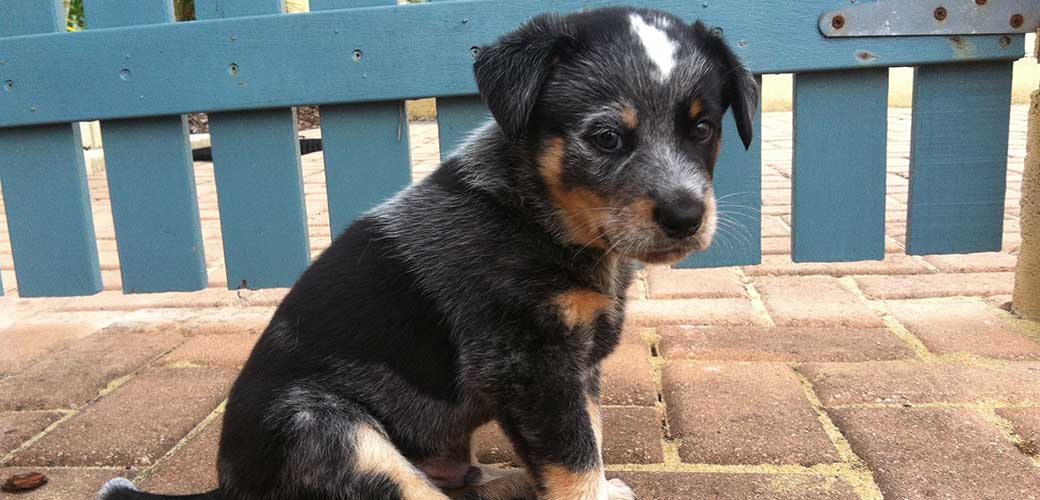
[495,385,634,500]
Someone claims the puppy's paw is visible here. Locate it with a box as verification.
[605,478,636,500]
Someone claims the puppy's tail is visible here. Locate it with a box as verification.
[98,478,220,500]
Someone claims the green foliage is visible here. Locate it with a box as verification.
[65,0,195,29]
[175,0,196,21]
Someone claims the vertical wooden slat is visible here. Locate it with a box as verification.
[0,0,101,297]
[907,62,1013,254]
[312,0,411,237]
[196,0,311,289]
[791,69,888,262]
[678,83,763,269]
[435,96,489,162]
[90,0,208,293]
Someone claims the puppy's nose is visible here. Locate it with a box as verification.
[654,194,704,239]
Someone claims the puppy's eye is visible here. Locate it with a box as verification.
[592,130,624,152]
[693,122,714,143]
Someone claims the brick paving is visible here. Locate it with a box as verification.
[0,106,1037,499]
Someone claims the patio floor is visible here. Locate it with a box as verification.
[0,106,1038,499]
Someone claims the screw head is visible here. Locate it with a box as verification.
[831,15,846,30]
[934,7,947,21]
[1010,14,1024,28]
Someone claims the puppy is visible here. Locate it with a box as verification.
[99,6,757,500]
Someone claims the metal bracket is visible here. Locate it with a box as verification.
[821,0,1038,37]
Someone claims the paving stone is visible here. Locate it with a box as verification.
[996,408,1040,457]
[55,289,242,312]
[613,472,859,500]
[923,252,1019,273]
[799,361,1040,407]
[0,467,132,500]
[743,254,928,277]
[761,216,790,237]
[624,298,763,327]
[829,407,1040,500]
[474,406,664,466]
[0,321,105,376]
[887,300,1040,360]
[9,367,233,467]
[0,412,62,456]
[645,266,746,299]
[854,272,1015,299]
[140,416,222,495]
[602,344,657,407]
[658,326,913,362]
[662,361,838,465]
[755,276,883,328]
[159,333,259,368]
[0,324,184,411]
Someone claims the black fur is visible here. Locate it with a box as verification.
[100,6,757,500]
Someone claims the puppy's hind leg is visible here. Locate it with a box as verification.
[349,423,452,500]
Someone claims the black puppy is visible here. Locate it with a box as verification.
[100,6,757,500]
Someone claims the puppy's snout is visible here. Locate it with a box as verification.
[653,192,705,239]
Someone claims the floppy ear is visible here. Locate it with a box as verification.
[473,13,572,139]
[700,25,759,150]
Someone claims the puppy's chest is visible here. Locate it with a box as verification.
[550,257,629,344]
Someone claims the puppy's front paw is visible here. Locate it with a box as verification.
[606,478,636,500]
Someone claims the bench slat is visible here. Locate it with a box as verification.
[436,96,488,162]
[90,0,208,293]
[678,85,763,269]
[0,0,101,297]
[314,0,412,238]
[197,0,311,289]
[792,69,889,262]
[906,62,1013,255]
[0,1,1023,129]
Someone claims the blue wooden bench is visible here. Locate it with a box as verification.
[0,0,1029,297]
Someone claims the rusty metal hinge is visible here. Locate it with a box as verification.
[821,0,1039,37]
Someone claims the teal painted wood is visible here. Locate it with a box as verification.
[197,0,311,289]
[314,0,411,238]
[436,96,489,161]
[906,62,1013,255]
[677,92,762,269]
[0,1,1023,128]
[90,0,208,293]
[0,0,101,297]
[791,69,888,262]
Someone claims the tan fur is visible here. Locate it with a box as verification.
[553,289,613,329]
[539,137,610,249]
[543,464,604,500]
[621,106,639,129]
[353,424,450,499]
[689,98,704,120]
[587,397,604,451]
[696,188,717,251]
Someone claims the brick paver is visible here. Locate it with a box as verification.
[830,407,1040,500]
[887,300,1040,360]
[9,367,233,467]
[799,361,1040,407]
[0,107,1036,497]
[662,362,838,465]
[658,326,913,362]
[755,276,884,328]
[612,472,860,500]
[0,468,130,500]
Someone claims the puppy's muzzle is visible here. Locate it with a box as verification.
[653,190,705,240]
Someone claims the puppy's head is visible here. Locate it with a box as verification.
[474,7,758,264]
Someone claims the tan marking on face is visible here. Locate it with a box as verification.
[621,106,639,129]
[539,137,610,249]
[542,464,604,500]
[689,98,704,120]
[695,189,717,251]
[353,424,451,499]
[632,197,656,226]
[553,289,613,330]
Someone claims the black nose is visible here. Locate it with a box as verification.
[654,195,704,239]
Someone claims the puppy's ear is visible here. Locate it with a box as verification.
[700,24,759,150]
[473,13,572,139]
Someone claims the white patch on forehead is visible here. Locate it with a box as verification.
[629,13,677,82]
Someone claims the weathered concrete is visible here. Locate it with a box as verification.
[1014,88,1040,319]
